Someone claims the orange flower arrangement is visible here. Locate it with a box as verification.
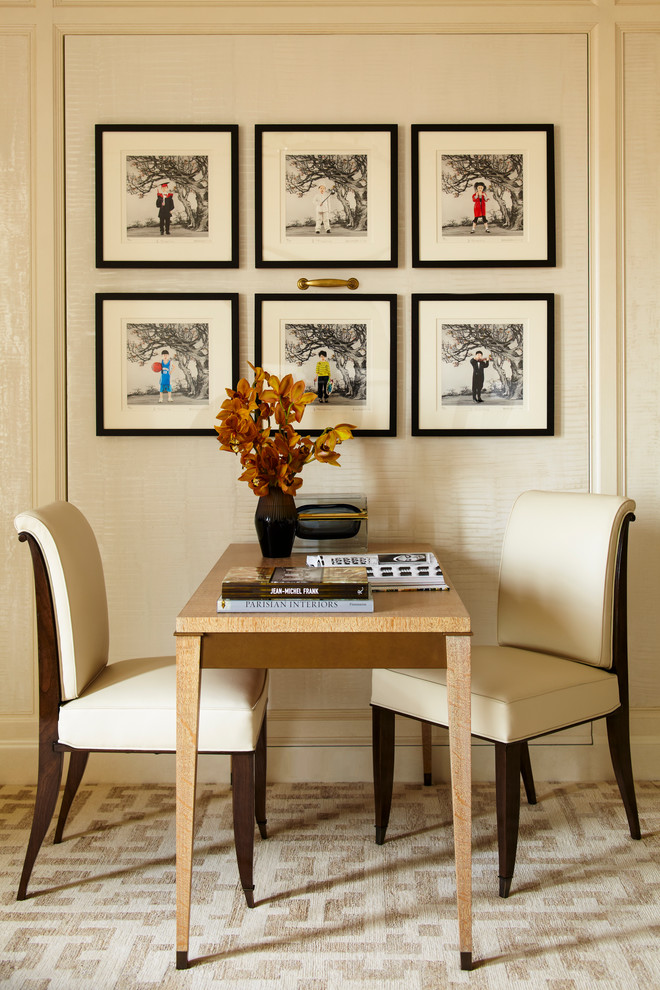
[215,364,355,496]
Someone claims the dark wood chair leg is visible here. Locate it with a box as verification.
[495,741,523,898]
[421,721,433,786]
[606,707,641,839]
[231,752,256,907]
[17,746,64,899]
[54,750,89,844]
[372,705,395,845]
[254,719,267,840]
[519,741,537,805]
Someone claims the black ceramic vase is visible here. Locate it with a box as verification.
[254,486,297,558]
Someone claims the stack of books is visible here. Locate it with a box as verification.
[305,551,449,591]
[217,565,374,612]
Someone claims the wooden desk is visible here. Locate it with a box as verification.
[175,542,473,971]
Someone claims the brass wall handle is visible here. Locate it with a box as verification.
[297,277,359,291]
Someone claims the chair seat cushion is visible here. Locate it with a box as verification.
[371,645,620,744]
[58,657,268,752]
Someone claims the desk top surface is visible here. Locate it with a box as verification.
[176,542,471,636]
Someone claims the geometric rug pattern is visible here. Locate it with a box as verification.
[0,780,658,990]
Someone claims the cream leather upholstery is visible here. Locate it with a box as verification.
[58,659,268,752]
[15,505,109,700]
[15,500,270,906]
[372,647,619,746]
[371,490,636,745]
[497,491,635,669]
[15,502,268,753]
[371,490,640,898]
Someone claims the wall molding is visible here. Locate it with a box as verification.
[1,708,658,784]
[2,0,660,786]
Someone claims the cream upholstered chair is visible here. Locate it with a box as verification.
[371,490,641,897]
[15,501,269,906]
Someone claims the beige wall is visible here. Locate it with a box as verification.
[0,34,32,717]
[1,1,659,783]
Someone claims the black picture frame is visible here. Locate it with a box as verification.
[254,293,397,436]
[96,292,239,435]
[255,124,398,268]
[95,124,239,268]
[412,124,556,268]
[411,293,554,436]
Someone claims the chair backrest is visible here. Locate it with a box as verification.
[14,502,110,700]
[497,490,635,669]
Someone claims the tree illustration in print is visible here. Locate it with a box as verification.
[441,153,524,236]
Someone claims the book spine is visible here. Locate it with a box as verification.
[306,554,379,567]
[306,552,436,567]
[221,583,370,600]
[217,598,374,613]
[371,583,449,592]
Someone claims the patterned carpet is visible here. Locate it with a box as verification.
[0,779,658,989]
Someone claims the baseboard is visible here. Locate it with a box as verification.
[266,707,660,782]
[1,708,658,784]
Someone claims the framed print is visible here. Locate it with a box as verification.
[412,124,555,267]
[255,293,397,436]
[96,293,238,436]
[255,125,398,267]
[95,124,238,267]
[412,293,554,436]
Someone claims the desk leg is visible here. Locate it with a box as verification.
[446,634,472,971]
[175,634,202,970]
